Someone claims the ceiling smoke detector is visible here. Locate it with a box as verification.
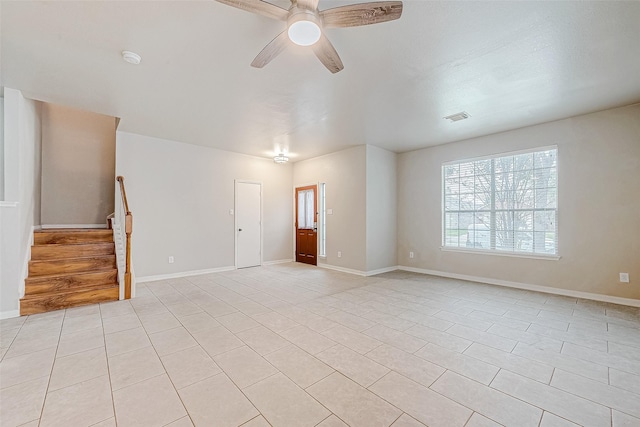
[121,51,142,65]
[273,153,289,164]
[444,111,470,122]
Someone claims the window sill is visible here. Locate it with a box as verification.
[440,247,561,261]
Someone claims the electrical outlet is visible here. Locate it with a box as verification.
[409,251,414,259]
[168,256,174,264]
[620,273,629,283]
[337,251,342,258]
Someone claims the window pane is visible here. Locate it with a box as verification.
[305,190,314,229]
[535,150,557,168]
[445,194,460,211]
[442,147,558,255]
[298,192,306,228]
[514,152,534,170]
[459,162,474,177]
[474,159,492,175]
[495,156,514,174]
[515,231,533,252]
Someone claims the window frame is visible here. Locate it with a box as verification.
[441,146,560,260]
[319,182,326,258]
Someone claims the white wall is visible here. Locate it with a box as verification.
[116,131,293,279]
[398,104,640,300]
[293,146,368,272]
[1,88,42,317]
[366,145,397,272]
[0,96,4,200]
[40,103,116,226]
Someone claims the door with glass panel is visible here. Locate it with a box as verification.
[295,185,317,265]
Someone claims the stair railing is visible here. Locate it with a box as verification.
[114,176,133,299]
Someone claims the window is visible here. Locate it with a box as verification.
[442,147,558,256]
[297,189,315,229]
[319,183,326,257]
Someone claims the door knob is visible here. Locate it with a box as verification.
[238,228,242,231]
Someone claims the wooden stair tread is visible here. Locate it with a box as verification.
[20,286,119,315]
[22,284,119,298]
[29,254,117,263]
[36,228,110,232]
[34,229,114,245]
[31,243,115,260]
[26,268,118,282]
[22,228,120,315]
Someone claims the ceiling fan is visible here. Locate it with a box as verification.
[214,0,403,73]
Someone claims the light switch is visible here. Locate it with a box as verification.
[327,209,333,215]
[229,209,234,215]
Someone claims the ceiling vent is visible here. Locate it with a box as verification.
[444,111,470,122]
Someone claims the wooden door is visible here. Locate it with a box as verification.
[295,185,317,265]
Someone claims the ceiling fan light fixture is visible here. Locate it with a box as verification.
[287,12,321,46]
[273,153,289,164]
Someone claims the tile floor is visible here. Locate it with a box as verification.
[1,263,639,427]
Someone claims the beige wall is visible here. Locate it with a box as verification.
[366,145,397,271]
[294,146,367,272]
[41,103,115,225]
[398,104,640,299]
[116,131,293,278]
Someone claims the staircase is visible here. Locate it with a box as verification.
[20,229,120,315]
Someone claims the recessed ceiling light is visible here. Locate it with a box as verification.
[444,111,470,122]
[273,153,289,164]
[121,51,141,65]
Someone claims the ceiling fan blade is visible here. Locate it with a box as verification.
[295,0,320,10]
[320,1,403,28]
[312,34,344,74]
[251,31,290,68]
[214,0,289,21]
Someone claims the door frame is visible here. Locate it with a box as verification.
[234,179,263,269]
[293,182,320,264]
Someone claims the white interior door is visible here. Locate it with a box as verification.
[236,181,261,269]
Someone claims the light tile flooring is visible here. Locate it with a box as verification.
[1,263,639,427]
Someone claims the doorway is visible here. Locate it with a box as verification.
[295,185,317,265]
[235,181,261,269]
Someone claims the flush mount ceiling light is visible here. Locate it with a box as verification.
[121,51,141,65]
[273,153,289,164]
[444,111,470,122]
[288,12,322,46]
[213,0,403,73]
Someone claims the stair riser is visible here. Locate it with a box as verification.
[25,270,118,295]
[31,244,114,261]
[34,233,113,245]
[21,287,119,315]
[29,256,117,277]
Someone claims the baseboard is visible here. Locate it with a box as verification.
[136,266,236,283]
[41,224,108,229]
[366,266,400,277]
[318,263,367,277]
[398,266,640,308]
[0,310,20,320]
[262,259,293,266]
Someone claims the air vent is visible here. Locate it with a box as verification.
[444,111,470,122]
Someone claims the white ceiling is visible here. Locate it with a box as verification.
[2,1,640,161]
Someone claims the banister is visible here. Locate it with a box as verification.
[116,176,131,215]
[116,176,133,299]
